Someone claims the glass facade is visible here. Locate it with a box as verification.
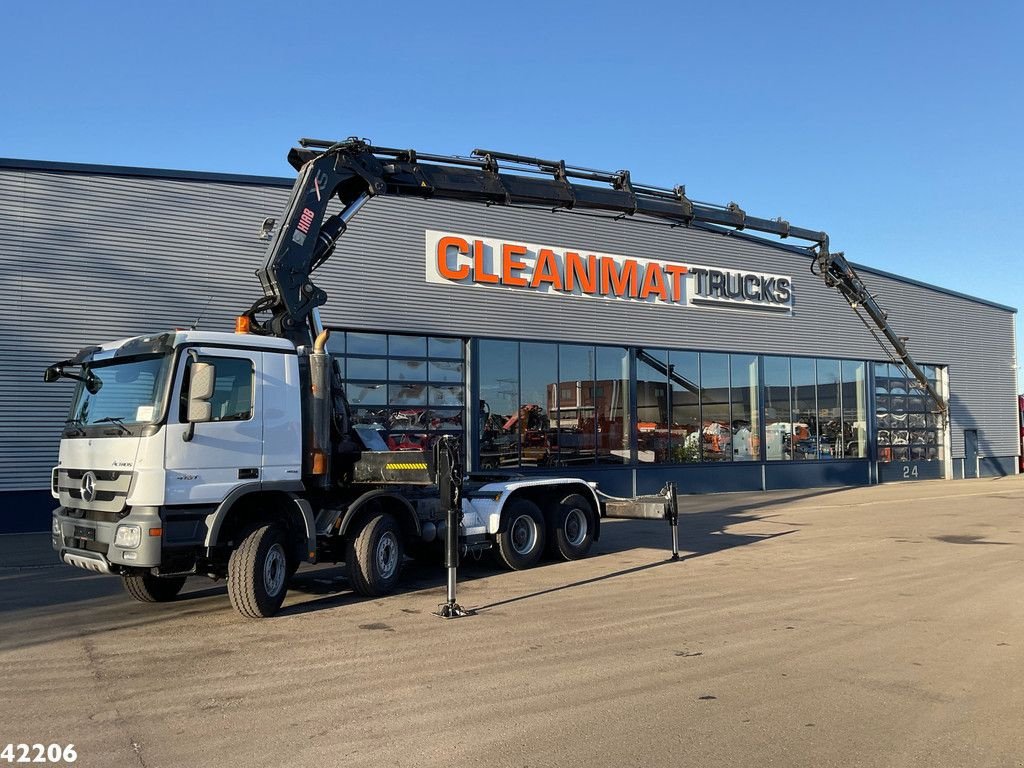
[327,327,938,474]
[328,331,465,451]
[477,339,874,469]
[763,356,867,461]
[478,341,631,468]
[874,362,945,463]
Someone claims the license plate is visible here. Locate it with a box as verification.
[73,525,96,541]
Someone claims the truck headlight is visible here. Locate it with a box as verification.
[52,516,61,536]
[114,525,142,549]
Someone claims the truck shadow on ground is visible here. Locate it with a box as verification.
[279,503,801,617]
[2,486,841,646]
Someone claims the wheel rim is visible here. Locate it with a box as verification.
[564,507,588,547]
[376,531,400,580]
[510,514,538,555]
[263,543,287,597]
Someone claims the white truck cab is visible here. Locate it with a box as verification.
[48,329,601,617]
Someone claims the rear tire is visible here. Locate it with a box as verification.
[227,524,290,618]
[550,493,596,561]
[347,513,404,597]
[122,572,187,603]
[496,498,546,570]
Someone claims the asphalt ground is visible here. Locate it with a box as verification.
[2,476,1023,768]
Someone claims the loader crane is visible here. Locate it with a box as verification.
[44,137,944,619]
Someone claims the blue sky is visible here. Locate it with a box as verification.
[2,0,1021,388]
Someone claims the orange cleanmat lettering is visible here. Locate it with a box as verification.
[639,262,668,301]
[473,239,500,284]
[530,248,564,290]
[436,236,470,280]
[565,252,597,293]
[664,264,689,302]
[600,257,639,297]
[502,243,529,287]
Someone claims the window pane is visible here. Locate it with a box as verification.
[389,383,428,406]
[700,353,730,462]
[428,360,464,383]
[426,408,463,431]
[325,333,344,355]
[347,357,387,380]
[558,344,595,465]
[479,339,520,469]
[520,342,556,466]
[388,432,430,451]
[389,335,427,357]
[792,358,817,459]
[201,357,253,422]
[347,332,386,355]
[669,351,701,463]
[388,408,428,431]
[346,382,387,406]
[596,346,629,464]
[389,359,428,382]
[842,361,867,458]
[817,359,841,459]
[430,385,464,406]
[636,349,669,463]
[730,354,758,461]
[429,337,463,359]
[763,356,791,461]
[351,407,387,430]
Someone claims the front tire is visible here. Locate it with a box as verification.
[496,498,546,570]
[227,524,290,618]
[122,572,187,603]
[346,513,404,597]
[550,493,596,560]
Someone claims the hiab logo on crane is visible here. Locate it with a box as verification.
[424,230,794,314]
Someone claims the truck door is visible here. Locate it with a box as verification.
[165,349,263,505]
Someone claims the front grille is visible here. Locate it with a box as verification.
[62,508,128,523]
[57,468,133,513]
[64,468,122,482]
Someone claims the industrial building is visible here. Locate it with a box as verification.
[0,157,1018,533]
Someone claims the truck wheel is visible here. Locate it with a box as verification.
[551,493,596,561]
[496,498,546,570]
[122,572,187,603]
[227,524,290,618]
[347,513,404,597]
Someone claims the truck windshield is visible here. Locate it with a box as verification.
[68,355,173,427]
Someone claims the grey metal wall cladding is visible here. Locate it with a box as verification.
[0,165,1018,494]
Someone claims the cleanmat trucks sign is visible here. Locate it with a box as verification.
[425,230,793,314]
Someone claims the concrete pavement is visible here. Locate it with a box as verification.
[1,477,1023,768]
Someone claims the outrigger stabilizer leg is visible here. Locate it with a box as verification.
[434,436,472,619]
[666,482,680,561]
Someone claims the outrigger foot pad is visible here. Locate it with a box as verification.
[435,602,474,619]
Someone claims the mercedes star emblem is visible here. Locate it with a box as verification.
[81,471,97,503]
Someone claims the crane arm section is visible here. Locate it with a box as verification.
[244,137,946,417]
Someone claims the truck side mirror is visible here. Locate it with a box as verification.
[183,362,216,441]
[43,365,62,383]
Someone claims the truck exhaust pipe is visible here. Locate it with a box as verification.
[308,328,332,486]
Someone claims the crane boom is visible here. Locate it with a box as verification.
[244,137,947,417]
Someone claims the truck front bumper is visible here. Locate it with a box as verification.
[52,505,163,573]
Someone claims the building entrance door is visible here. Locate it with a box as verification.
[964,429,979,478]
